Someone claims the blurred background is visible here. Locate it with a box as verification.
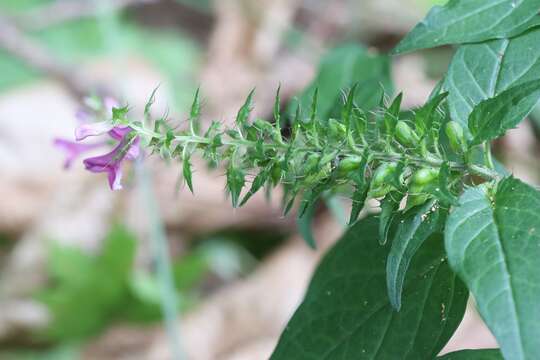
[0,0,539,359]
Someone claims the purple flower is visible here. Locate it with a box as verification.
[53,138,104,169]
[108,126,132,141]
[75,121,114,141]
[58,95,140,191]
[83,134,140,190]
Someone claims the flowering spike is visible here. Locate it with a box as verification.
[60,89,501,223]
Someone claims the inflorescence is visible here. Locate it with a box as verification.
[55,86,500,225]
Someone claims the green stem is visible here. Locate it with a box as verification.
[137,162,185,360]
[130,123,501,183]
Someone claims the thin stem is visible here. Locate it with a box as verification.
[130,121,502,189]
[136,162,185,360]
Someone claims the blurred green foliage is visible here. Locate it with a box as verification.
[36,225,140,341]
[287,44,392,122]
[0,2,200,109]
[35,225,211,342]
[0,344,79,360]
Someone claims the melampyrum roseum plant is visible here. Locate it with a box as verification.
[56,1,540,359]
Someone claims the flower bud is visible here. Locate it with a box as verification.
[445,121,467,154]
[395,121,419,147]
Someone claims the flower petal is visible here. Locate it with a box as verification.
[75,121,114,141]
[126,137,141,160]
[108,126,132,141]
[82,135,135,190]
[108,165,123,190]
[54,138,104,169]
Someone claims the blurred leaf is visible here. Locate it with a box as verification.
[173,251,210,291]
[0,51,39,92]
[0,18,200,107]
[288,44,392,121]
[0,0,51,12]
[0,344,79,360]
[37,225,136,341]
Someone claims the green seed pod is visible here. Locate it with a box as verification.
[445,121,467,154]
[337,156,363,174]
[371,162,398,188]
[369,184,393,198]
[395,121,419,147]
[412,168,439,186]
[406,183,430,209]
[370,163,398,197]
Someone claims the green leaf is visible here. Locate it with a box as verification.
[273,85,283,141]
[271,217,468,359]
[379,191,404,245]
[383,93,403,134]
[226,165,245,208]
[387,200,447,310]
[414,92,448,137]
[236,89,255,132]
[468,80,540,144]
[240,168,270,206]
[347,154,370,225]
[182,156,194,194]
[445,177,540,360]
[342,83,358,128]
[309,87,319,124]
[444,27,540,130]
[392,1,540,54]
[189,88,201,135]
[144,86,159,119]
[437,349,503,359]
[296,198,318,250]
[288,44,392,120]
